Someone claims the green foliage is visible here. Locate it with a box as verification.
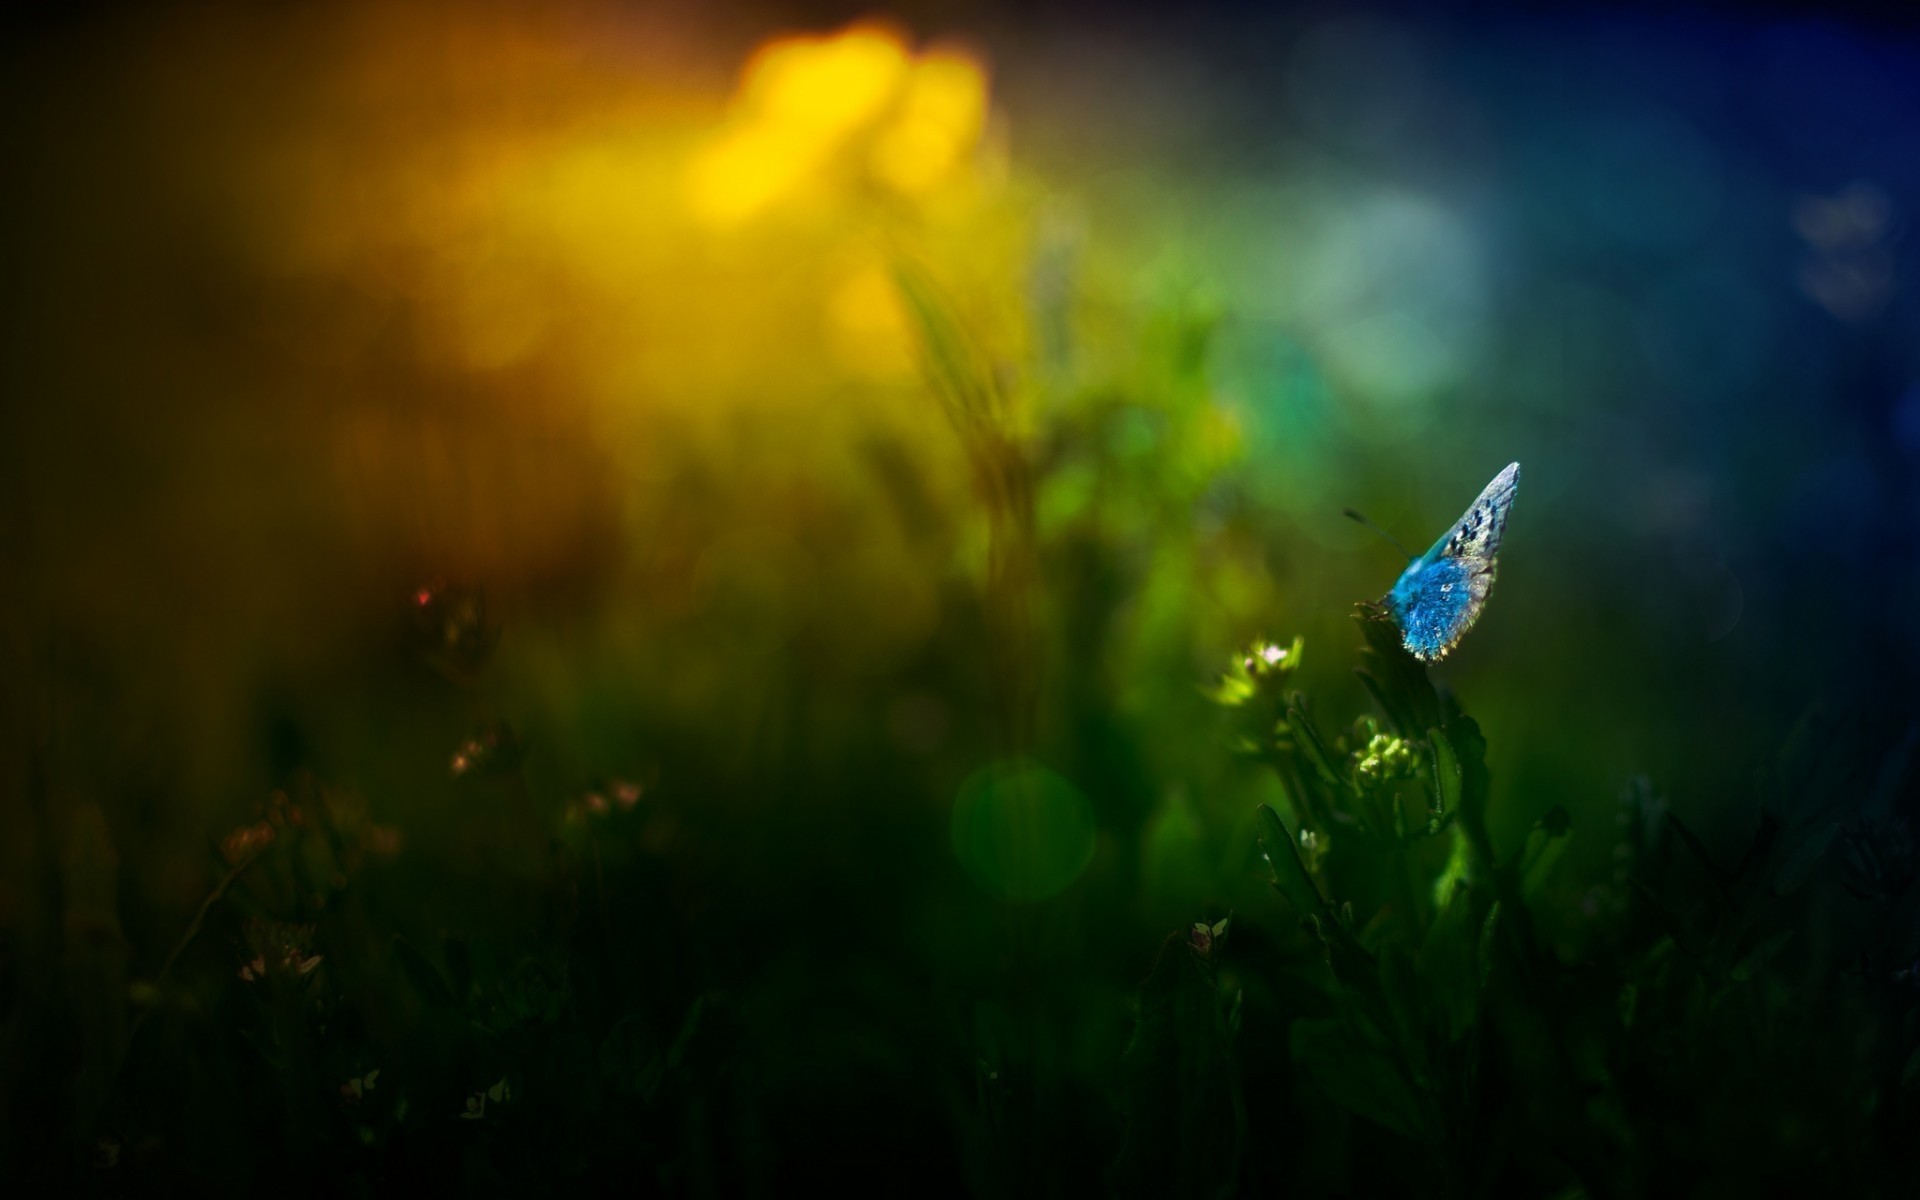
[1111,930,1242,1200]
[6,218,1916,1200]
[1163,611,1920,1197]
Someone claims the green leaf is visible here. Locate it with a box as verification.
[1353,668,1409,739]
[1446,715,1492,825]
[1414,876,1481,1038]
[1520,807,1574,899]
[1111,932,1239,1199]
[1477,901,1503,991]
[1203,673,1258,708]
[1256,803,1324,919]
[1286,700,1342,787]
[1521,835,1571,901]
[1352,605,1443,735]
[444,936,473,1000]
[598,1012,664,1099]
[1730,930,1792,983]
[664,996,705,1075]
[892,259,1000,428]
[1728,808,1781,884]
[1667,812,1726,888]
[1617,983,1639,1029]
[1290,1016,1435,1144]
[1430,826,1474,913]
[1428,728,1462,820]
[1772,821,1839,895]
[1377,941,1424,1056]
[391,936,457,1012]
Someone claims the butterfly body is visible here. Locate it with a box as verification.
[1382,462,1519,662]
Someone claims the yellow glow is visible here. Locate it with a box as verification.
[530,140,683,289]
[744,26,910,138]
[687,25,908,227]
[871,52,988,196]
[827,260,915,377]
[685,24,992,225]
[686,122,825,227]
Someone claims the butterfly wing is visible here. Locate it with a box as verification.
[1385,462,1519,662]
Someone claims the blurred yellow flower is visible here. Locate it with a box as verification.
[686,23,991,226]
[827,259,915,377]
[870,52,989,196]
[748,24,910,138]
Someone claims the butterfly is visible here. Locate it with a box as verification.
[1372,462,1520,663]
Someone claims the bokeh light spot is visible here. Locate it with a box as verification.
[1290,193,1487,405]
[747,25,910,139]
[828,260,915,377]
[685,24,912,227]
[950,759,1095,903]
[871,52,989,195]
[684,23,989,227]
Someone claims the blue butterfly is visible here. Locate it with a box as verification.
[1378,462,1520,663]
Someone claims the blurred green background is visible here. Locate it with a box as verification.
[4,0,1919,1193]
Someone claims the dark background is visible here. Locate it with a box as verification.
[5,0,1919,1192]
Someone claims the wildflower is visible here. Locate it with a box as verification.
[1205,635,1304,706]
[1249,643,1280,672]
[1188,915,1231,961]
[685,24,995,229]
[265,788,304,829]
[340,1069,380,1105]
[449,723,524,780]
[219,783,323,866]
[219,821,275,866]
[1298,827,1331,875]
[1354,733,1417,784]
[1840,815,1915,900]
[237,919,323,982]
[408,578,497,679]
[461,1078,511,1120]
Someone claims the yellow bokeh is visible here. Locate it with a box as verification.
[827,259,915,378]
[871,52,988,196]
[685,23,991,226]
[685,121,824,228]
[745,25,910,138]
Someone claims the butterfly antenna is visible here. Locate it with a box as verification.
[1343,508,1414,559]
